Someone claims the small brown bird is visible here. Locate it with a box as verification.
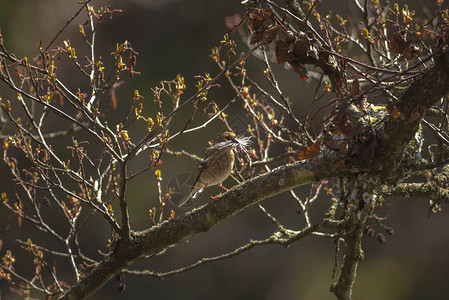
[178,132,242,207]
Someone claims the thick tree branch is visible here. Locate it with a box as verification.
[60,152,357,299]
[376,49,449,177]
[383,164,449,214]
[329,49,449,300]
[331,210,369,300]
[384,182,449,203]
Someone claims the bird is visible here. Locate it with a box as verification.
[178,131,240,207]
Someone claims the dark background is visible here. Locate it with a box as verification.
[0,0,448,299]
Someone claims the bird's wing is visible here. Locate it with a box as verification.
[191,154,210,187]
[178,152,214,207]
[178,188,198,207]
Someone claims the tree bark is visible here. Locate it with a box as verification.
[331,212,369,300]
[376,50,449,177]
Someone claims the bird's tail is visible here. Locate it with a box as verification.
[178,187,203,207]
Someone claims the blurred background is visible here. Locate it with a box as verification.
[0,0,448,299]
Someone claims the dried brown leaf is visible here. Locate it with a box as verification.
[386,99,401,119]
[262,24,281,43]
[389,30,423,57]
[296,139,323,160]
[276,40,291,63]
[288,60,308,80]
[332,113,354,138]
[408,104,427,123]
[323,131,339,151]
[247,8,271,33]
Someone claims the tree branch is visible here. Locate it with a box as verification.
[384,182,449,203]
[375,49,449,177]
[331,211,369,300]
[59,152,357,299]
[121,223,323,279]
